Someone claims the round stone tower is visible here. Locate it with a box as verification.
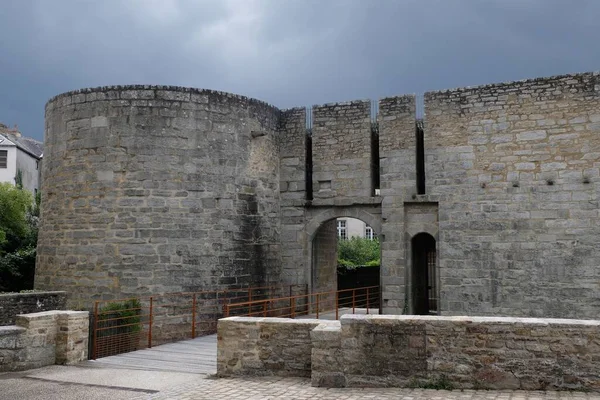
[35,86,282,308]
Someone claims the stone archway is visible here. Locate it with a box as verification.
[306,208,382,242]
[305,207,382,297]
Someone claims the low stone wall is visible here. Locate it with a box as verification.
[0,310,88,372]
[217,317,337,377]
[0,291,67,326]
[218,314,600,391]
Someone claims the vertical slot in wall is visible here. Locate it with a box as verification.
[371,100,380,196]
[305,107,313,201]
[416,120,425,195]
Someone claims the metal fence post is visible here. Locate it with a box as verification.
[316,294,320,319]
[148,297,153,348]
[305,284,309,314]
[366,288,370,315]
[291,298,296,319]
[92,301,98,360]
[191,293,197,339]
[289,285,293,317]
[335,291,339,320]
[352,289,356,314]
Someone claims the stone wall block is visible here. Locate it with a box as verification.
[310,322,344,387]
[312,101,372,199]
[217,317,325,378]
[0,310,89,372]
[55,311,89,365]
[14,311,59,369]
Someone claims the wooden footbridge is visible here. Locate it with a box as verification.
[90,284,380,373]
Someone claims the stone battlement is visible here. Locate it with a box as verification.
[45,84,280,114]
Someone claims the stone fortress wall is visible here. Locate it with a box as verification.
[424,72,600,317]
[35,71,600,319]
[36,86,282,308]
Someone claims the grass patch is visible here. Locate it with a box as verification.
[408,374,455,391]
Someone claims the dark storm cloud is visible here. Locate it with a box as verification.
[1,0,599,140]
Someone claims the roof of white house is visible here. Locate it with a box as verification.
[0,124,43,159]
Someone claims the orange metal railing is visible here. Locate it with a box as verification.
[224,285,380,320]
[91,284,307,359]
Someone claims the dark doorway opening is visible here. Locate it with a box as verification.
[338,266,380,309]
[411,233,437,315]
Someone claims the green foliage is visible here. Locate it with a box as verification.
[408,374,455,390]
[0,183,39,292]
[337,237,380,270]
[97,299,142,338]
[0,247,36,292]
[0,182,33,247]
[14,169,23,189]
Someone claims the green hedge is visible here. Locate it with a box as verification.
[338,237,380,270]
[97,299,142,338]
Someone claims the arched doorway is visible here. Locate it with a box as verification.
[411,232,437,315]
[309,215,381,314]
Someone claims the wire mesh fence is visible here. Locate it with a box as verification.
[91,284,307,359]
[91,284,379,359]
[224,285,380,321]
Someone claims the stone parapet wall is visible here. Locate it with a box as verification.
[0,291,67,326]
[217,317,335,378]
[218,314,600,391]
[0,310,88,372]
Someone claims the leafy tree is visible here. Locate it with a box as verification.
[0,182,32,247]
[337,237,380,270]
[0,247,36,292]
[14,169,23,189]
[0,182,38,292]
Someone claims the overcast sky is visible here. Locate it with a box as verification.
[1,0,599,141]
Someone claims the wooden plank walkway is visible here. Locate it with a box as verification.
[81,308,377,376]
[83,334,217,375]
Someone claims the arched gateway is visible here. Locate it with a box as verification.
[306,207,382,295]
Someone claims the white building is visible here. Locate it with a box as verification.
[336,218,376,240]
[0,125,43,195]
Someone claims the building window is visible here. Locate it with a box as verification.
[337,219,347,240]
[365,226,375,240]
[0,150,7,168]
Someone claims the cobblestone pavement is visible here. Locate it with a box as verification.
[138,376,600,400]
